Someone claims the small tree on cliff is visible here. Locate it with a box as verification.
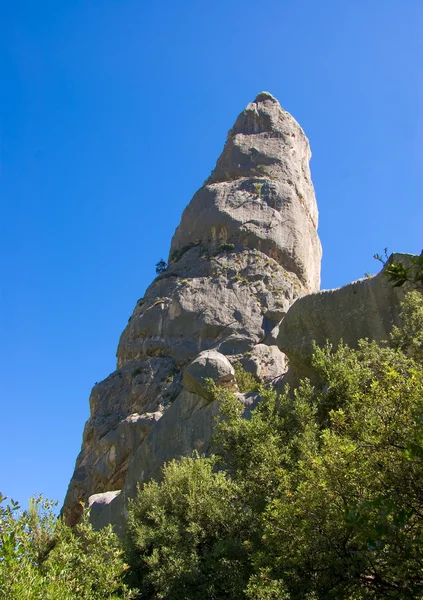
[155,258,167,274]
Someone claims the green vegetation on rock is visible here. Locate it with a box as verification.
[155,259,167,275]
[213,242,235,256]
[233,362,260,393]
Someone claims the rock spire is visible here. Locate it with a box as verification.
[171,91,321,291]
[63,93,322,529]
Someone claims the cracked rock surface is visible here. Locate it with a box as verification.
[63,92,321,528]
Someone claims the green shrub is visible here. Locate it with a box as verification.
[253,182,263,198]
[125,455,252,599]
[155,258,167,274]
[375,249,423,288]
[218,291,423,599]
[125,290,423,599]
[213,243,235,256]
[0,495,135,599]
[233,362,260,393]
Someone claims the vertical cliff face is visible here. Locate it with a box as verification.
[171,91,321,291]
[63,92,322,527]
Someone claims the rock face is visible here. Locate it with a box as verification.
[63,93,416,534]
[278,254,416,383]
[171,91,321,292]
[62,92,321,527]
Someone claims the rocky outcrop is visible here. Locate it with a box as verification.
[183,350,236,400]
[88,385,264,535]
[100,388,222,535]
[62,92,321,528]
[278,254,416,383]
[171,91,321,292]
[63,92,417,536]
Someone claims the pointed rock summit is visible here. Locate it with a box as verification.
[63,93,322,529]
[172,91,321,291]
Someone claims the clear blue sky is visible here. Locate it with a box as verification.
[1,0,422,508]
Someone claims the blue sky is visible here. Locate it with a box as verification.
[1,0,422,508]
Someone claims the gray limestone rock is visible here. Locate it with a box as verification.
[63,92,321,528]
[88,491,121,530]
[240,344,287,384]
[277,255,415,382]
[116,247,301,369]
[183,350,236,400]
[91,388,221,534]
[62,357,173,525]
[170,92,321,292]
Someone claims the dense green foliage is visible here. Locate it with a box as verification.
[234,362,261,393]
[2,291,422,599]
[125,456,252,598]
[126,291,423,599]
[0,495,135,599]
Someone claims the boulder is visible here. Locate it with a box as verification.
[88,491,121,531]
[183,350,236,400]
[240,344,287,383]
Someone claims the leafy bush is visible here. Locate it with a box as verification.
[391,290,423,361]
[253,182,263,198]
[220,290,423,599]
[0,494,135,599]
[374,248,423,288]
[233,362,260,393]
[213,242,235,255]
[125,455,252,599]
[125,290,423,599]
